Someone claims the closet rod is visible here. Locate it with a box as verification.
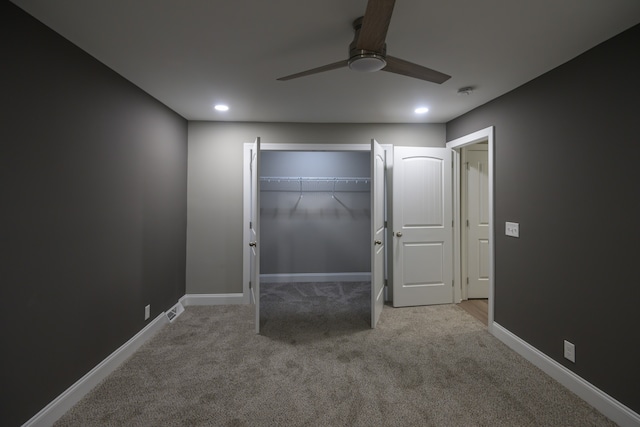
[259,176,370,182]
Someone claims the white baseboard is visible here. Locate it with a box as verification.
[180,293,245,306]
[260,272,371,283]
[23,312,168,427]
[492,322,640,427]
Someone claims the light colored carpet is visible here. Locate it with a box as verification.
[55,282,615,426]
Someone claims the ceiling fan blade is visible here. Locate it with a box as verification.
[383,55,451,84]
[356,0,396,52]
[277,60,349,81]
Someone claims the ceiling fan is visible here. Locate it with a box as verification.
[277,0,450,84]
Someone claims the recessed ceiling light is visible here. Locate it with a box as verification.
[214,104,229,111]
[414,107,429,114]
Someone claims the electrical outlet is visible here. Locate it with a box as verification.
[564,340,575,363]
[505,221,519,237]
[144,304,150,320]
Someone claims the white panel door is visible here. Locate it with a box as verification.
[466,147,489,298]
[371,139,386,327]
[249,138,261,333]
[393,147,453,307]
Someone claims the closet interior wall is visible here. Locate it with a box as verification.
[260,151,371,282]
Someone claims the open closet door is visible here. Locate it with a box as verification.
[371,139,386,327]
[249,138,261,333]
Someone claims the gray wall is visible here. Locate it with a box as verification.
[0,4,188,425]
[447,24,640,413]
[187,122,445,293]
[261,151,370,275]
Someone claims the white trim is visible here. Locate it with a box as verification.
[260,143,371,151]
[23,313,168,427]
[451,149,462,303]
[459,147,468,301]
[260,272,372,283]
[446,126,495,331]
[180,293,245,306]
[447,127,494,149]
[493,323,640,427]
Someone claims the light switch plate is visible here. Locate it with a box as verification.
[505,222,519,237]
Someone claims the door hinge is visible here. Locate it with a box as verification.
[249,221,252,229]
[466,277,469,285]
[384,220,388,228]
[466,162,470,170]
[249,281,252,289]
[466,219,469,227]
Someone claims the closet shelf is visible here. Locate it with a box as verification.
[260,176,369,182]
[260,176,370,193]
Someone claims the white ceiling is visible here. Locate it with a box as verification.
[11,0,640,123]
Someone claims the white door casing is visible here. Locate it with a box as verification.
[447,126,495,331]
[464,147,490,298]
[249,138,261,333]
[371,139,386,327]
[392,147,453,307]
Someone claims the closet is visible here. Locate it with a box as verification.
[245,140,387,333]
[259,150,371,282]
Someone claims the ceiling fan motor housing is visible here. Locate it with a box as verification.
[348,16,387,72]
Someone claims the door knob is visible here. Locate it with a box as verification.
[395,232,403,237]
[374,240,382,245]
[249,241,257,247]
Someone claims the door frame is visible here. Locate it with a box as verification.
[242,142,393,305]
[446,126,495,331]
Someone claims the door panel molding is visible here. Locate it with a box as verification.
[392,146,453,307]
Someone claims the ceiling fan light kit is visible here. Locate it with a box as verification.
[347,16,387,72]
[277,0,451,85]
[348,53,387,72]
